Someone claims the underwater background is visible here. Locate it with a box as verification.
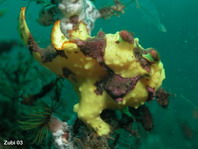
[0,0,198,148]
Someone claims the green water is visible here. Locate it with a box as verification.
[0,0,197,148]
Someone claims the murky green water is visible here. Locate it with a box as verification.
[0,0,197,148]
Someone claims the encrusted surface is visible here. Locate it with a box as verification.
[95,73,141,102]
[75,32,106,63]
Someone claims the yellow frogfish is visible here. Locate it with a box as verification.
[19,7,165,136]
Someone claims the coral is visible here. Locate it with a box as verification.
[74,133,110,149]
[19,3,165,136]
[19,100,55,144]
[99,0,125,19]
[51,119,74,149]
[72,119,111,149]
[0,48,56,147]
[38,4,60,26]
[155,88,170,108]
[19,100,74,147]
[37,0,127,30]
[129,105,153,131]
[58,0,100,36]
